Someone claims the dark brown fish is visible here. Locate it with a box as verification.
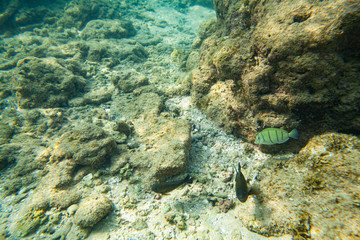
[151,175,192,194]
[235,163,249,202]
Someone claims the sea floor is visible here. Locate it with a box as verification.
[1,0,359,239]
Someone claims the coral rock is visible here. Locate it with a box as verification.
[193,0,360,141]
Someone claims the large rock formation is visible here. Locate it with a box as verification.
[111,92,192,184]
[235,132,360,239]
[191,0,360,143]
[10,57,86,108]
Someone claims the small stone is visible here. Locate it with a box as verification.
[224,171,233,183]
[215,199,234,213]
[132,218,148,231]
[83,173,94,187]
[154,193,161,200]
[95,185,110,193]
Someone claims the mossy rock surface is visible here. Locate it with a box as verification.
[80,19,136,40]
[193,0,360,141]
[11,57,86,108]
[0,122,13,145]
[9,207,46,237]
[73,195,113,228]
[236,132,360,239]
[54,123,116,166]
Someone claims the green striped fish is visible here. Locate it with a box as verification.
[254,128,299,145]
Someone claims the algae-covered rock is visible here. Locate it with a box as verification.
[0,0,19,28]
[69,89,113,107]
[111,92,191,182]
[236,132,360,239]
[9,206,46,237]
[45,159,76,188]
[0,122,13,145]
[162,0,213,10]
[56,0,122,29]
[197,17,217,41]
[73,195,113,228]
[132,218,148,231]
[11,57,86,108]
[0,144,11,170]
[54,123,116,166]
[112,92,164,121]
[165,212,187,230]
[14,6,49,27]
[80,19,136,40]
[146,118,192,179]
[85,39,148,64]
[111,69,149,93]
[64,224,91,240]
[193,0,360,141]
[50,220,73,240]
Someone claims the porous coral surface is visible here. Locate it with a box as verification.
[192,0,360,142]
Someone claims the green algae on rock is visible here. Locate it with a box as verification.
[0,122,13,145]
[85,39,148,65]
[80,19,136,40]
[165,212,187,230]
[11,57,86,108]
[111,69,149,93]
[128,115,192,184]
[54,123,116,166]
[57,0,128,29]
[0,0,19,27]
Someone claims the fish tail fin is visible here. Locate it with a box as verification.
[184,174,193,183]
[248,186,253,195]
[289,129,299,139]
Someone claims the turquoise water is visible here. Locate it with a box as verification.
[1,0,359,239]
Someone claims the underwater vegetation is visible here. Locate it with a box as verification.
[0,0,359,239]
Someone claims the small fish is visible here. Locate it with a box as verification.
[254,128,299,145]
[235,163,249,203]
[151,175,192,194]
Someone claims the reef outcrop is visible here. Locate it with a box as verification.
[235,132,360,239]
[10,57,86,108]
[191,0,360,142]
[0,0,19,27]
